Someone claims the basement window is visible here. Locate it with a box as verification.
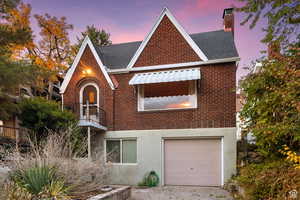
[138,81,197,111]
[106,139,137,164]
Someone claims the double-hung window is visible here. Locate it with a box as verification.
[106,139,137,164]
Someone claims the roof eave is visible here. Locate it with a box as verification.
[108,57,240,74]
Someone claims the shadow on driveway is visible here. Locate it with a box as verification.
[131,186,234,200]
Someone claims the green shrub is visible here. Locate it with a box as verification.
[235,160,300,200]
[18,97,76,141]
[41,179,70,200]
[9,165,70,199]
[239,46,300,158]
[12,165,57,195]
[138,171,159,187]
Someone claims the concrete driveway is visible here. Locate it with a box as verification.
[131,186,234,200]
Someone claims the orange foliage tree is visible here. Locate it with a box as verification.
[8,3,73,99]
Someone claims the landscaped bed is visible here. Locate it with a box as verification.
[0,126,131,200]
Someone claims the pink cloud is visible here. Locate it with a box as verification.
[104,21,152,44]
[174,0,244,21]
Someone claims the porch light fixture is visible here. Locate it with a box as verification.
[82,68,92,75]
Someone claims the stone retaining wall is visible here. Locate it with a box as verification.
[88,186,131,200]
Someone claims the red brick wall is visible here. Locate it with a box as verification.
[63,46,114,129]
[113,63,236,130]
[63,47,236,131]
[133,16,201,67]
[63,46,236,130]
[144,81,189,97]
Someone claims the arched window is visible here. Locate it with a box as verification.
[83,85,97,104]
[79,83,99,120]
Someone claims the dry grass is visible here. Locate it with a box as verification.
[6,126,109,196]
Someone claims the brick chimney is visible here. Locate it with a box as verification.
[223,8,234,36]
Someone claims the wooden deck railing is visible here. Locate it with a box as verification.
[0,126,29,143]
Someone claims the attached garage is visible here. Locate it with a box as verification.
[164,138,222,186]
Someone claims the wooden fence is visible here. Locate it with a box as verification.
[0,126,29,143]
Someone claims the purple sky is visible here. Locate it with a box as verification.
[23,0,268,81]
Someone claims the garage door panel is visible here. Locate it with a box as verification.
[164,139,221,186]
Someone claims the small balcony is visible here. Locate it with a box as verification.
[65,103,107,130]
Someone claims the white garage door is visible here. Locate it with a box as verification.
[164,139,222,186]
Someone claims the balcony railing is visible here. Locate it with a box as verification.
[0,126,29,142]
[64,103,107,127]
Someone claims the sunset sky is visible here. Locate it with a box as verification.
[23,0,268,81]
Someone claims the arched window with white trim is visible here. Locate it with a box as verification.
[79,82,100,121]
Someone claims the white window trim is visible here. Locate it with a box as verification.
[137,81,198,112]
[79,82,100,119]
[109,57,240,74]
[60,36,115,93]
[104,138,138,165]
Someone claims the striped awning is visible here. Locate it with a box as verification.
[129,68,200,85]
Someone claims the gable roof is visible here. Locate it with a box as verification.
[60,36,115,94]
[61,8,240,91]
[96,30,238,70]
[126,7,208,68]
[96,41,141,70]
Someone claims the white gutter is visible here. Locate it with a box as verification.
[108,57,240,74]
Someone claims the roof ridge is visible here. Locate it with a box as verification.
[98,40,141,48]
[97,29,226,48]
[190,29,225,36]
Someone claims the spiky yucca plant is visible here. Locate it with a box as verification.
[8,165,70,199]
[12,165,56,195]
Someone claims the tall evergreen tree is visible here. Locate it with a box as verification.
[72,25,111,56]
[0,0,35,120]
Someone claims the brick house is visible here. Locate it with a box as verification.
[60,7,239,186]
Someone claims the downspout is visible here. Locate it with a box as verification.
[61,93,64,110]
[113,89,115,131]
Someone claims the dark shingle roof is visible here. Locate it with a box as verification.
[190,30,238,60]
[96,41,141,70]
[95,30,238,70]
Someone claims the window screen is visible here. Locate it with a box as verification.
[122,140,137,163]
[106,139,137,164]
[139,81,197,111]
[106,140,121,163]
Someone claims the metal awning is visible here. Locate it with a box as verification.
[129,68,200,85]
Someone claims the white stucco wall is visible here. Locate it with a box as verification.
[94,127,236,186]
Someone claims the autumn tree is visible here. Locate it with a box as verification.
[0,0,74,119]
[235,2,300,198]
[240,45,300,157]
[27,14,73,99]
[6,3,74,99]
